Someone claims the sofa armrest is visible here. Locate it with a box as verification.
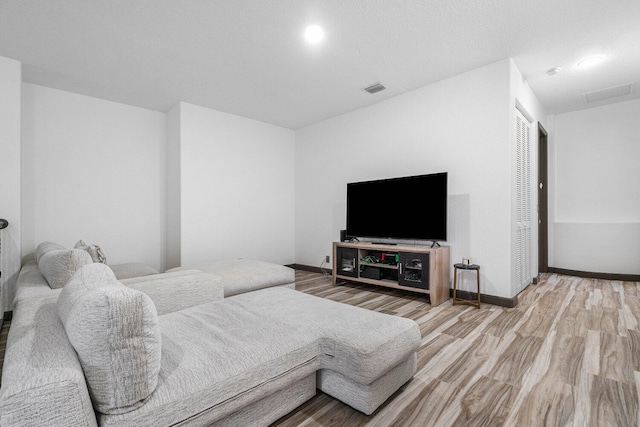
[122,271,223,315]
[0,297,97,427]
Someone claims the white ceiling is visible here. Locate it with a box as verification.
[1,0,639,129]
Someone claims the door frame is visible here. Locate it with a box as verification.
[538,123,549,274]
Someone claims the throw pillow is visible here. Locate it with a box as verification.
[38,248,93,289]
[56,263,162,415]
[74,239,107,264]
[35,241,66,263]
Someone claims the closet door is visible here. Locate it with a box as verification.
[515,109,532,290]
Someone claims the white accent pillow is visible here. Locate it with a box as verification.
[38,248,93,289]
[35,241,65,263]
[57,263,162,415]
[74,239,107,264]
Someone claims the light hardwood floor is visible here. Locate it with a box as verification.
[273,270,640,427]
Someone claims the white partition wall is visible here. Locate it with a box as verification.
[0,56,21,313]
[21,84,167,272]
[170,102,295,268]
[549,99,640,275]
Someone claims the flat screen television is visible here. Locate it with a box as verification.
[346,172,447,242]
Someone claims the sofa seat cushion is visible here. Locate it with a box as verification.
[57,263,162,415]
[99,299,320,426]
[167,259,295,296]
[38,248,93,289]
[109,262,159,280]
[122,270,224,315]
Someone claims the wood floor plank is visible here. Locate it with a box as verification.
[506,374,575,427]
[532,331,585,386]
[484,331,545,387]
[588,374,638,427]
[436,332,501,389]
[448,375,518,427]
[379,377,459,427]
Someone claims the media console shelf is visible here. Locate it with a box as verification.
[332,241,450,306]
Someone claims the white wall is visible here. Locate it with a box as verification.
[21,84,167,271]
[0,56,22,313]
[176,102,295,267]
[295,60,517,298]
[549,99,640,274]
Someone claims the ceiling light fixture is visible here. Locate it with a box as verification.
[304,25,324,44]
[577,55,604,68]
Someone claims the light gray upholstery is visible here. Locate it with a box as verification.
[102,288,419,425]
[57,264,162,415]
[109,262,159,280]
[99,298,322,426]
[228,288,421,384]
[3,257,420,426]
[13,260,63,304]
[14,262,215,314]
[38,248,93,289]
[122,270,224,315]
[167,258,295,296]
[318,354,417,414]
[35,241,65,263]
[214,375,316,427]
[0,295,98,427]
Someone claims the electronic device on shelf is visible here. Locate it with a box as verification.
[345,172,447,244]
[381,252,399,264]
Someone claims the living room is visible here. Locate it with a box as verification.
[0,1,639,425]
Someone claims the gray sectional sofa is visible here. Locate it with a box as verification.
[0,241,421,426]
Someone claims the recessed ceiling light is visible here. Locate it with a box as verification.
[304,25,324,44]
[577,55,604,68]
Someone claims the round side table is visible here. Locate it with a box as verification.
[452,263,481,308]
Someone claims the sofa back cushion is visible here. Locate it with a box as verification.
[57,263,162,415]
[38,248,93,289]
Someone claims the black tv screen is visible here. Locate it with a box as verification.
[346,172,447,241]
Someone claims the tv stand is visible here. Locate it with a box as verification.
[332,241,450,306]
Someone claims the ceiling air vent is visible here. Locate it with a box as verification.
[584,83,635,103]
[363,83,386,94]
